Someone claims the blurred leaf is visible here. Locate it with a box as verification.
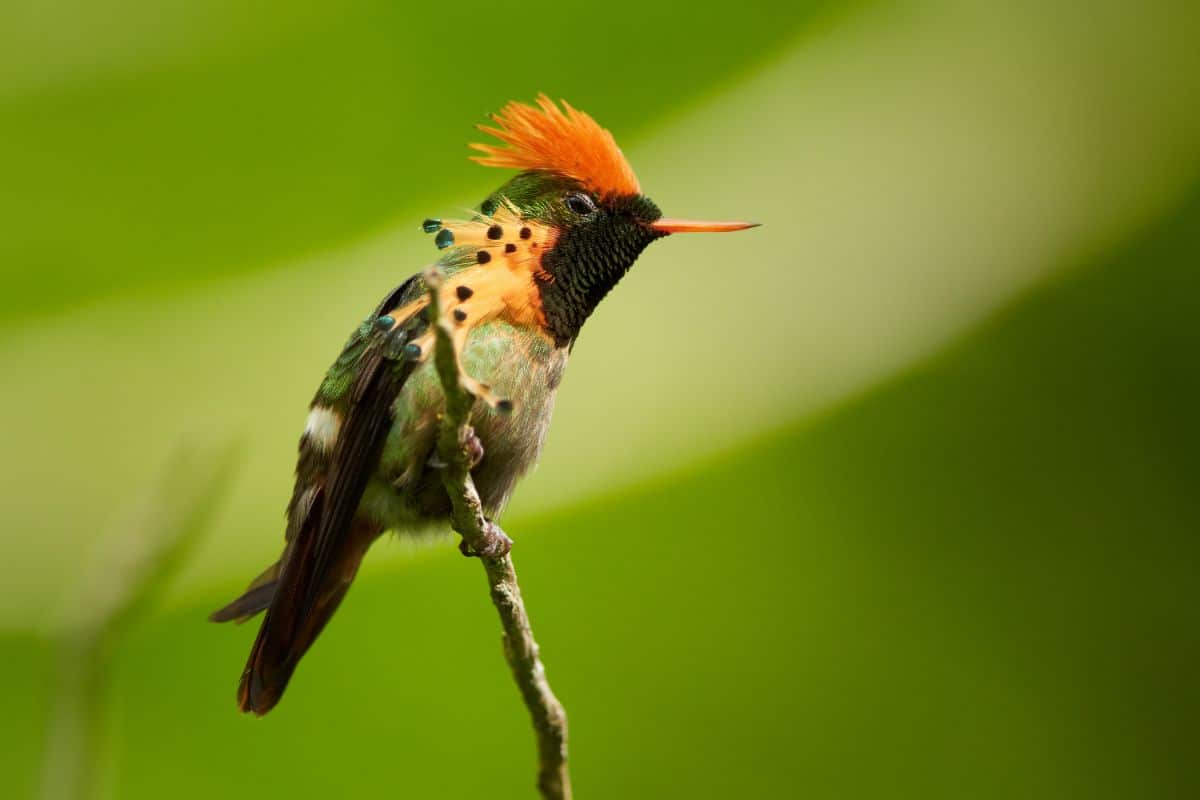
[55,441,240,645]
[36,441,238,800]
[0,634,54,800]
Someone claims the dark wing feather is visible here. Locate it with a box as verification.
[220,277,429,714]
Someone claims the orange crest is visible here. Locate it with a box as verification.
[470,95,641,198]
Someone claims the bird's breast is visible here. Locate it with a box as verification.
[369,320,567,525]
[462,321,567,512]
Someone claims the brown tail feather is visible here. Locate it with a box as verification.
[209,562,281,623]
[209,583,276,623]
[236,578,357,714]
[235,518,378,715]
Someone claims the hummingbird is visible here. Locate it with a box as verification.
[211,95,757,715]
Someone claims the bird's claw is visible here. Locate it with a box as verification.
[461,425,485,470]
[428,425,485,470]
[458,520,513,559]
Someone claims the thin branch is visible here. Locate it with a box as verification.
[424,267,572,800]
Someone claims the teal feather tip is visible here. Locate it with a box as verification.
[421,218,442,233]
[435,229,455,249]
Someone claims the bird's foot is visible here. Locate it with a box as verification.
[428,425,485,470]
[460,425,485,470]
[458,520,513,559]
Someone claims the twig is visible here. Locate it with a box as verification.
[424,267,572,800]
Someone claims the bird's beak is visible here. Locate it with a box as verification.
[649,218,760,234]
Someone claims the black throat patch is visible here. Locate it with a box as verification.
[536,195,665,347]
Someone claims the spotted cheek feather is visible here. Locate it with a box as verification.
[420,200,557,283]
[407,210,559,414]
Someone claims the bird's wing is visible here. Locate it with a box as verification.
[236,276,431,713]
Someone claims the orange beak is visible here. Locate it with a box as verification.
[649,218,760,234]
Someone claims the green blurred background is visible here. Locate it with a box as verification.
[3,0,1199,797]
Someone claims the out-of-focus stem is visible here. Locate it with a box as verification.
[38,443,237,800]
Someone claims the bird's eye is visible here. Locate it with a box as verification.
[565,192,597,216]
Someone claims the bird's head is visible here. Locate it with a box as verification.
[427,95,757,347]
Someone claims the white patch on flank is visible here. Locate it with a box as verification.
[304,406,341,452]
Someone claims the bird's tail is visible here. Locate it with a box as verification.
[210,562,280,623]
[210,518,377,715]
[235,568,358,715]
